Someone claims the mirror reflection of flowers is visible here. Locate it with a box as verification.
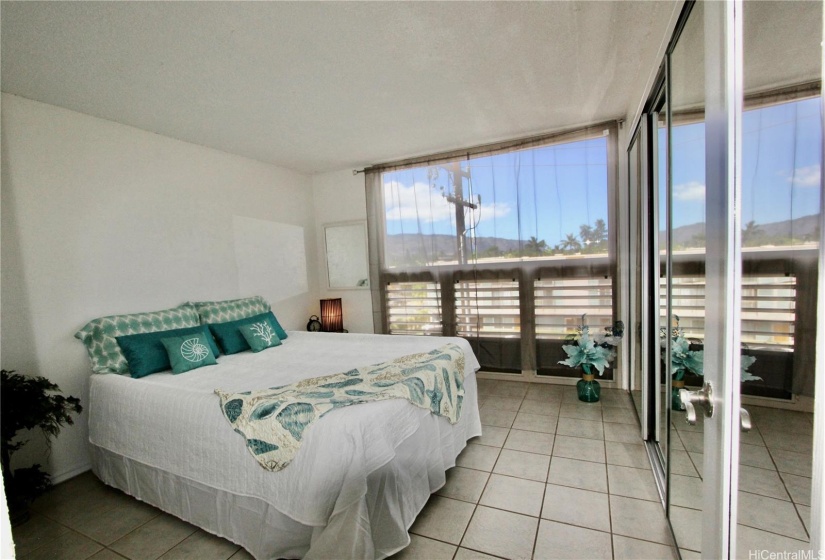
[661,315,703,381]
[740,354,760,382]
[661,315,760,383]
[664,315,760,411]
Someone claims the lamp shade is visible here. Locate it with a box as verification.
[320,298,343,333]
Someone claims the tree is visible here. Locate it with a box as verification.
[689,232,706,248]
[742,221,764,247]
[576,220,609,254]
[481,245,503,258]
[579,224,594,246]
[592,219,608,244]
[559,233,582,254]
[524,236,548,256]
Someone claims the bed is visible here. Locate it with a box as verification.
[86,330,482,559]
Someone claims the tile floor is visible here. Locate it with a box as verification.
[11,471,253,560]
[400,379,680,560]
[668,402,814,556]
[12,379,678,560]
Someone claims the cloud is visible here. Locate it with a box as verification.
[786,164,820,188]
[385,182,453,222]
[477,202,512,220]
[384,182,511,222]
[673,181,706,202]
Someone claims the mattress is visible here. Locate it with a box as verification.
[88,331,482,559]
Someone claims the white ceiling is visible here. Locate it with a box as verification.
[2,1,679,174]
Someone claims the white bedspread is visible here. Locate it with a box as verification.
[88,332,481,558]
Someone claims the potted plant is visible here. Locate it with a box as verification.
[1,370,83,525]
[559,315,623,403]
[664,317,760,410]
[668,333,704,410]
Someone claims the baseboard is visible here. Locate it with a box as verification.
[50,462,92,485]
[741,393,815,413]
[475,370,619,388]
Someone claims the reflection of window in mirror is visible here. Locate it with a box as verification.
[324,221,369,289]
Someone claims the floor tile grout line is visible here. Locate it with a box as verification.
[761,442,811,539]
[33,509,153,555]
[737,521,811,544]
[39,493,204,560]
[452,427,508,558]
[602,417,617,560]
[671,410,812,544]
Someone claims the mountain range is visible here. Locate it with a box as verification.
[385,213,820,261]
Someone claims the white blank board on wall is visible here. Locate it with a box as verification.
[233,216,308,302]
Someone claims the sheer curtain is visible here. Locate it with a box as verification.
[366,123,619,376]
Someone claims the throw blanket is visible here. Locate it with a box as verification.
[215,343,466,471]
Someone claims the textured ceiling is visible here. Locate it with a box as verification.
[1,1,680,173]
[670,1,821,111]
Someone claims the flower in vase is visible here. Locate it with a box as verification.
[740,355,761,382]
[559,327,616,376]
[670,335,704,381]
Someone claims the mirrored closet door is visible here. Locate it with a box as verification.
[631,0,824,556]
[667,0,707,552]
[732,0,822,554]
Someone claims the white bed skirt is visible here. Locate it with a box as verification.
[90,372,481,559]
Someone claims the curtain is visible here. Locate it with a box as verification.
[365,123,619,376]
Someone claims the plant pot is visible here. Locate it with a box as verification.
[672,379,685,411]
[577,373,600,403]
[7,493,31,527]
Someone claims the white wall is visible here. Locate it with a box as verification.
[1,94,319,482]
[312,169,374,333]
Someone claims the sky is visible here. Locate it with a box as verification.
[663,97,822,230]
[383,136,609,248]
[383,97,821,247]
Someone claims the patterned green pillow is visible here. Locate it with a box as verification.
[75,304,201,374]
[160,333,218,374]
[239,321,283,352]
[190,296,271,325]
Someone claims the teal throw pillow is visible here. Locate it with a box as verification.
[117,326,220,378]
[209,312,285,354]
[239,321,283,352]
[267,312,288,340]
[161,333,218,374]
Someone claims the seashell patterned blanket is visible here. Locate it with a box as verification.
[214,343,466,471]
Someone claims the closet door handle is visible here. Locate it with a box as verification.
[740,407,752,432]
[679,382,714,425]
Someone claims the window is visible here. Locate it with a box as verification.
[456,280,520,338]
[387,282,442,335]
[662,275,796,350]
[367,124,618,375]
[535,277,613,339]
[381,137,610,269]
[669,97,821,254]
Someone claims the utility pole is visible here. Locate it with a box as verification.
[442,162,478,264]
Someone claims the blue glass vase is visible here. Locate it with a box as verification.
[577,373,600,403]
[672,380,685,411]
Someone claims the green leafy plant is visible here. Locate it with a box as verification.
[1,370,82,520]
[661,316,760,382]
[558,315,624,376]
[668,334,704,381]
[740,354,760,382]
